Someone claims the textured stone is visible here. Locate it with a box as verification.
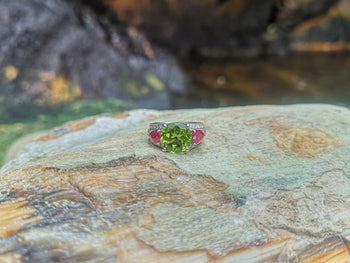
[289,8,350,52]
[0,0,187,109]
[1,104,350,262]
[104,0,342,57]
[105,0,275,57]
[276,0,339,30]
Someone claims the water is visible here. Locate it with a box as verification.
[174,53,350,108]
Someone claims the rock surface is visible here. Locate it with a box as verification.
[289,7,350,52]
[105,0,344,57]
[275,0,339,30]
[1,104,350,262]
[106,0,275,57]
[0,0,186,109]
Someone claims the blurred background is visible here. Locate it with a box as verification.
[0,0,350,164]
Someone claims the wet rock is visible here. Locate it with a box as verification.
[339,0,350,16]
[2,104,350,262]
[275,0,339,30]
[0,0,187,109]
[105,0,275,57]
[105,0,343,57]
[268,0,350,54]
[289,8,350,52]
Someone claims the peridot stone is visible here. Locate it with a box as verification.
[160,122,192,153]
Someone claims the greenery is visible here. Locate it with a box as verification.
[0,99,137,166]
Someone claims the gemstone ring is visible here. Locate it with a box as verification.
[148,122,205,154]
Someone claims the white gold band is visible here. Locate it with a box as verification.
[149,122,205,133]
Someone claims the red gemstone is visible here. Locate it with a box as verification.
[191,130,205,144]
[149,130,160,143]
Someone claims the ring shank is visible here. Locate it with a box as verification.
[149,122,205,132]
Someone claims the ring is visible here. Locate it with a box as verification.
[148,122,205,154]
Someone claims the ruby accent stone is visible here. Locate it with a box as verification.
[191,130,205,144]
[149,130,160,144]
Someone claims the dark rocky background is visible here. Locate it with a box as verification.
[105,0,346,56]
[1,0,350,110]
[0,0,186,110]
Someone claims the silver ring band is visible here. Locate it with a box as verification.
[149,122,205,133]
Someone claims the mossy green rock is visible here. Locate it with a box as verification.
[1,104,350,262]
[0,99,137,166]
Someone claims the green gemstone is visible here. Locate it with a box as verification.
[160,122,192,154]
